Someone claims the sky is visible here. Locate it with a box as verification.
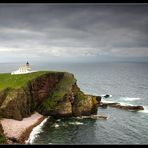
[0,3,148,63]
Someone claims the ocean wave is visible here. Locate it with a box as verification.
[101,99,136,106]
[25,117,49,144]
[118,102,134,106]
[101,99,115,103]
[51,123,60,128]
[68,121,84,125]
[139,106,148,114]
[120,97,142,101]
[56,119,61,122]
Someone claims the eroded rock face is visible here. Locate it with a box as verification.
[71,84,98,116]
[0,88,33,120]
[29,73,63,109]
[72,95,98,116]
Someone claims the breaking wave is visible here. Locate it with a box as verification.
[120,97,142,102]
[139,106,148,114]
[25,117,49,144]
[68,121,84,125]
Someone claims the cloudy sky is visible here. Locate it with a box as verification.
[0,3,148,62]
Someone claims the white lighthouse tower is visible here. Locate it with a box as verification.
[11,61,34,75]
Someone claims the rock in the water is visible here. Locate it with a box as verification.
[103,94,110,98]
[111,104,144,111]
[99,103,108,108]
[101,101,144,111]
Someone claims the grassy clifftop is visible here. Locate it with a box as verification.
[0,71,64,91]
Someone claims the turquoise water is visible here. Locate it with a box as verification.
[1,62,148,144]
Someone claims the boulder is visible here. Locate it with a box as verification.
[103,94,110,98]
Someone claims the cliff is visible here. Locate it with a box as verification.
[0,71,98,120]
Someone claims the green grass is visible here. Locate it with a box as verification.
[0,135,5,144]
[43,72,76,111]
[0,71,62,91]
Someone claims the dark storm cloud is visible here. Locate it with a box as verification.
[0,4,148,62]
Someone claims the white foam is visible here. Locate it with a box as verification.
[119,102,134,106]
[52,123,60,128]
[139,106,148,114]
[68,121,84,125]
[101,99,135,106]
[25,117,49,144]
[121,97,142,101]
[101,99,115,103]
[56,119,61,122]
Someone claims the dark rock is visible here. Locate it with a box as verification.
[111,104,144,111]
[96,96,101,103]
[100,103,108,109]
[101,102,119,106]
[103,94,110,98]
[101,101,144,111]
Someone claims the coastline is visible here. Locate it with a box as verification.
[1,112,46,144]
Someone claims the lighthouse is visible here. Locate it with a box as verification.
[11,61,34,75]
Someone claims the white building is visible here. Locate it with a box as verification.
[11,62,34,75]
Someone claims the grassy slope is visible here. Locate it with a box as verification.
[0,71,61,91]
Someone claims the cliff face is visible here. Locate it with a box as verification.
[29,73,63,109]
[0,88,33,120]
[0,71,98,120]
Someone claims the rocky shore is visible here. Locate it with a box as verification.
[1,112,46,144]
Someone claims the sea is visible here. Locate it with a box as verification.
[1,61,148,144]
